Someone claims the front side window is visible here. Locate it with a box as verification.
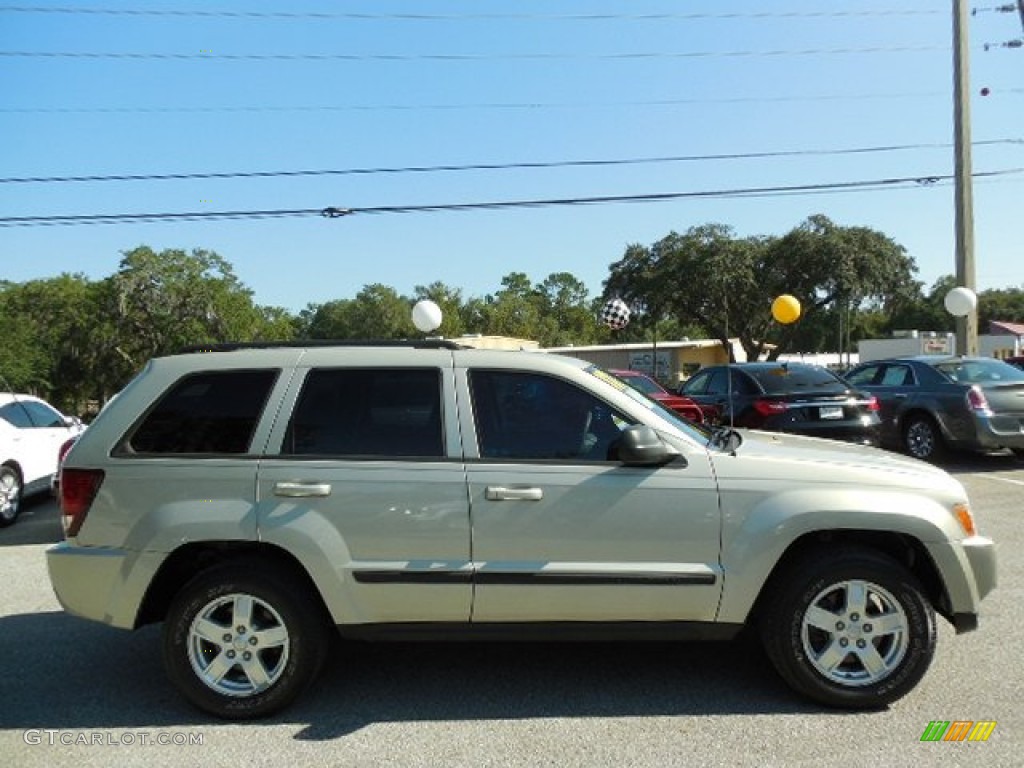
[469,370,630,461]
[0,402,33,429]
[125,369,278,455]
[283,368,444,458]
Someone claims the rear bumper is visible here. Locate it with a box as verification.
[968,414,1024,450]
[46,542,162,629]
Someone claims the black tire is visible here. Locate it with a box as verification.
[162,559,332,720]
[0,465,23,528]
[759,548,936,709]
[902,414,945,461]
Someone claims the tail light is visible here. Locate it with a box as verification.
[966,386,992,414]
[60,468,104,538]
[57,438,76,465]
[865,395,880,412]
[753,399,787,416]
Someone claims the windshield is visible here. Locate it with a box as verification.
[586,365,714,442]
[615,373,663,396]
[934,359,1024,384]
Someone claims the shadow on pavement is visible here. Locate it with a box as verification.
[0,495,62,547]
[0,610,828,739]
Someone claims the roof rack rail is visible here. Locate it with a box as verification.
[179,339,466,354]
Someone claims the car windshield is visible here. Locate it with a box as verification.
[934,359,1024,384]
[747,365,847,394]
[586,366,713,442]
[614,373,662,396]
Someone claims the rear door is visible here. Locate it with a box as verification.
[459,365,722,624]
[256,349,472,624]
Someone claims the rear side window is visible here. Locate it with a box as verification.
[125,370,278,455]
[283,368,444,458]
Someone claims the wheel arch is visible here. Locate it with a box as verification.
[747,529,951,628]
[135,541,330,629]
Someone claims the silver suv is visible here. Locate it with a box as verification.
[47,341,996,719]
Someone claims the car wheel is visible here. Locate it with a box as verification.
[760,548,936,709]
[0,465,23,527]
[902,415,944,461]
[163,560,332,720]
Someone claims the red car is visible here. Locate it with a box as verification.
[608,369,706,423]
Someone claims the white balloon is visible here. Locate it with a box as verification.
[944,286,977,317]
[411,300,443,332]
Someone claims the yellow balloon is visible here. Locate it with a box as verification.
[772,294,801,324]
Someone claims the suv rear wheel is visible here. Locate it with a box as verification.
[163,560,331,719]
[760,548,936,709]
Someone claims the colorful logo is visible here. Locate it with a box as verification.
[920,721,996,742]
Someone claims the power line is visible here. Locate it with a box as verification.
[0,45,949,62]
[0,6,945,21]
[4,90,991,115]
[3,168,1021,228]
[3,140,1021,186]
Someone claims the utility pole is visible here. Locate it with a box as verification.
[952,0,978,355]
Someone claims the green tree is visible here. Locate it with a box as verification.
[605,216,919,360]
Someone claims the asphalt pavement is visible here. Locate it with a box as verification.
[1,452,1021,767]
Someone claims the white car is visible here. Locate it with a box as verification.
[0,393,84,526]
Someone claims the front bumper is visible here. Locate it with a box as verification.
[926,535,997,634]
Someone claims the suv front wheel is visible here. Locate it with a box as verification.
[163,560,331,719]
[759,548,936,709]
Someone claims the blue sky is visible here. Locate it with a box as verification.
[2,1,1022,313]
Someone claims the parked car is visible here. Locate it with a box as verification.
[48,341,994,718]
[678,362,882,445]
[843,355,1024,461]
[0,393,84,526]
[608,369,706,422]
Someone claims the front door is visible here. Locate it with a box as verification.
[461,369,722,623]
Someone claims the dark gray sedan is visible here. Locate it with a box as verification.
[843,356,1024,460]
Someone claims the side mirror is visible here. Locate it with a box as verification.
[618,425,676,466]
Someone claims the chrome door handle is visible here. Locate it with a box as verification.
[485,486,543,501]
[274,481,332,498]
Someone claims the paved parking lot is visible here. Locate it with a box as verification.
[1,452,1020,767]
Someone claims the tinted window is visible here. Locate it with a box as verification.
[705,369,730,395]
[747,365,847,394]
[844,365,882,386]
[681,370,713,395]
[0,402,34,429]
[283,368,443,458]
[470,370,630,461]
[127,370,277,454]
[618,373,661,396]
[880,365,914,387]
[21,400,66,428]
